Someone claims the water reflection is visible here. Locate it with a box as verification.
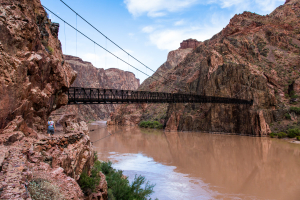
[89,122,300,200]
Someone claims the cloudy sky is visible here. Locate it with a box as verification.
[41,0,285,83]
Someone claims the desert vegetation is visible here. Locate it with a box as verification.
[139,121,163,129]
[79,153,156,199]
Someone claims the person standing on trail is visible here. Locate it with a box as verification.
[47,117,56,136]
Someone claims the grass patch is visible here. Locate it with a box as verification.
[46,46,54,54]
[28,178,64,200]
[290,107,300,114]
[285,113,291,120]
[139,121,163,129]
[100,161,156,200]
[270,132,288,139]
[277,132,287,139]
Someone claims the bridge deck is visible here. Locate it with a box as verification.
[67,87,253,105]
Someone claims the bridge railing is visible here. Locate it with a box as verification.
[67,87,253,105]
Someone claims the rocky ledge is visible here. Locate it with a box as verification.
[0,116,107,199]
[0,0,106,199]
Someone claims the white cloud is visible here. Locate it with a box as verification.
[82,49,135,72]
[214,0,245,8]
[124,0,198,17]
[174,19,185,26]
[254,0,285,12]
[124,0,285,18]
[142,26,155,33]
[146,11,231,51]
[148,25,224,50]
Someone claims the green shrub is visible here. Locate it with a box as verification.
[46,46,54,54]
[100,161,155,200]
[290,91,298,99]
[78,160,101,195]
[94,151,98,161]
[285,113,291,120]
[297,136,300,141]
[290,107,300,114]
[270,133,277,138]
[288,132,297,138]
[277,132,287,138]
[287,128,300,138]
[139,121,163,129]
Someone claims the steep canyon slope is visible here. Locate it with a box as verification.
[0,0,102,199]
[0,0,76,132]
[110,0,300,136]
[53,55,140,121]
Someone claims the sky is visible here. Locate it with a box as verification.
[41,0,285,83]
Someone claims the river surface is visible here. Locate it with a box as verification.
[89,121,300,200]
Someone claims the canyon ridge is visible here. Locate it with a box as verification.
[109,0,300,136]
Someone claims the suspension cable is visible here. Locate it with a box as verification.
[59,0,156,73]
[64,21,66,54]
[57,0,183,91]
[76,13,77,57]
[43,6,184,93]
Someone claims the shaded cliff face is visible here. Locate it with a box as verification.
[0,0,99,199]
[140,48,193,91]
[110,0,300,136]
[163,0,300,135]
[55,55,140,121]
[109,48,193,125]
[0,0,76,132]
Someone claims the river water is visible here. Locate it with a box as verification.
[89,122,300,200]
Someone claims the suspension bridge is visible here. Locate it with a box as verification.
[44,1,254,106]
[67,87,253,105]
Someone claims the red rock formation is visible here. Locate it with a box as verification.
[0,1,103,199]
[110,0,300,136]
[0,0,76,132]
[179,39,201,49]
[108,48,192,126]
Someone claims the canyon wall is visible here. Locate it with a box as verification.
[0,0,103,199]
[108,48,193,126]
[53,55,140,121]
[109,0,300,136]
[0,0,76,133]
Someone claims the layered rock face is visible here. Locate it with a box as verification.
[0,116,97,199]
[0,0,103,199]
[54,55,140,121]
[108,48,193,126]
[179,39,201,49]
[0,0,76,132]
[110,0,300,136]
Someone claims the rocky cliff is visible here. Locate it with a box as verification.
[53,55,140,121]
[108,47,193,126]
[110,0,300,136]
[0,0,76,133]
[0,0,103,199]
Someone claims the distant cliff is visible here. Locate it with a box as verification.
[109,0,300,136]
[108,47,193,126]
[53,55,140,121]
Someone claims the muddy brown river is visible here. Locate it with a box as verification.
[89,121,300,200]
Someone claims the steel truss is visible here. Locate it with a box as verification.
[67,87,253,105]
